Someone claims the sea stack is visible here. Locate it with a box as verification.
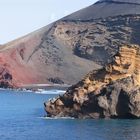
[44,0,140,118]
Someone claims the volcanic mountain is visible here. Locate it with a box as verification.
[0,0,140,87]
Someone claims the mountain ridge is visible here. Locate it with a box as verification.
[63,0,140,20]
[96,0,140,5]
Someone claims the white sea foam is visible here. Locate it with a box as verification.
[0,88,65,95]
[34,89,65,95]
[38,116,75,120]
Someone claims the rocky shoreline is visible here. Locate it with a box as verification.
[44,45,140,119]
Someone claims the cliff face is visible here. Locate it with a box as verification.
[45,45,140,119]
[0,66,14,88]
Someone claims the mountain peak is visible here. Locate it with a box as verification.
[97,0,140,4]
[63,0,140,20]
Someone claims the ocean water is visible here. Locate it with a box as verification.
[0,89,140,140]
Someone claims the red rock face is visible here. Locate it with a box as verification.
[0,48,42,86]
[0,31,44,86]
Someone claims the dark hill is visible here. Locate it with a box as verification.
[64,0,140,20]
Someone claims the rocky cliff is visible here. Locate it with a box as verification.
[45,45,140,119]
[1,0,140,87]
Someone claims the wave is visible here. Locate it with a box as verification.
[0,88,65,95]
[38,116,75,120]
[34,89,65,94]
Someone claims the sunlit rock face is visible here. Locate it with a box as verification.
[1,0,140,87]
[45,45,140,119]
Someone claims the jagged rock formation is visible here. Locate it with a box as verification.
[45,45,140,119]
[0,66,14,88]
[1,0,140,87]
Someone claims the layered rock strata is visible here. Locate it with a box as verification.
[45,45,140,119]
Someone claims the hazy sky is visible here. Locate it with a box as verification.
[0,0,98,44]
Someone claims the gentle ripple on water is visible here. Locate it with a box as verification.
[0,89,139,140]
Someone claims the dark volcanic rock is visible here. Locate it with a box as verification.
[64,0,140,20]
[90,77,140,119]
[45,45,140,119]
[0,66,14,88]
[48,77,64,84]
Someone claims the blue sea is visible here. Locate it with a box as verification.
[0,89,139,140]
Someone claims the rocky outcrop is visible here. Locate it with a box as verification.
[44,45,140,119]
[0,66,14,88]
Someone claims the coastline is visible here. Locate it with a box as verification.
[19,84,70,91]
[0,84,70,94]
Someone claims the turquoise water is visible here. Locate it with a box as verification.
[0,89,140,140]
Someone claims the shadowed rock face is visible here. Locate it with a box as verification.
[1,0,140,87]
[45,45,140,119]
[0,66,14,88]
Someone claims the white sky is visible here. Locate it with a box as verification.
[0,0,98,44]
